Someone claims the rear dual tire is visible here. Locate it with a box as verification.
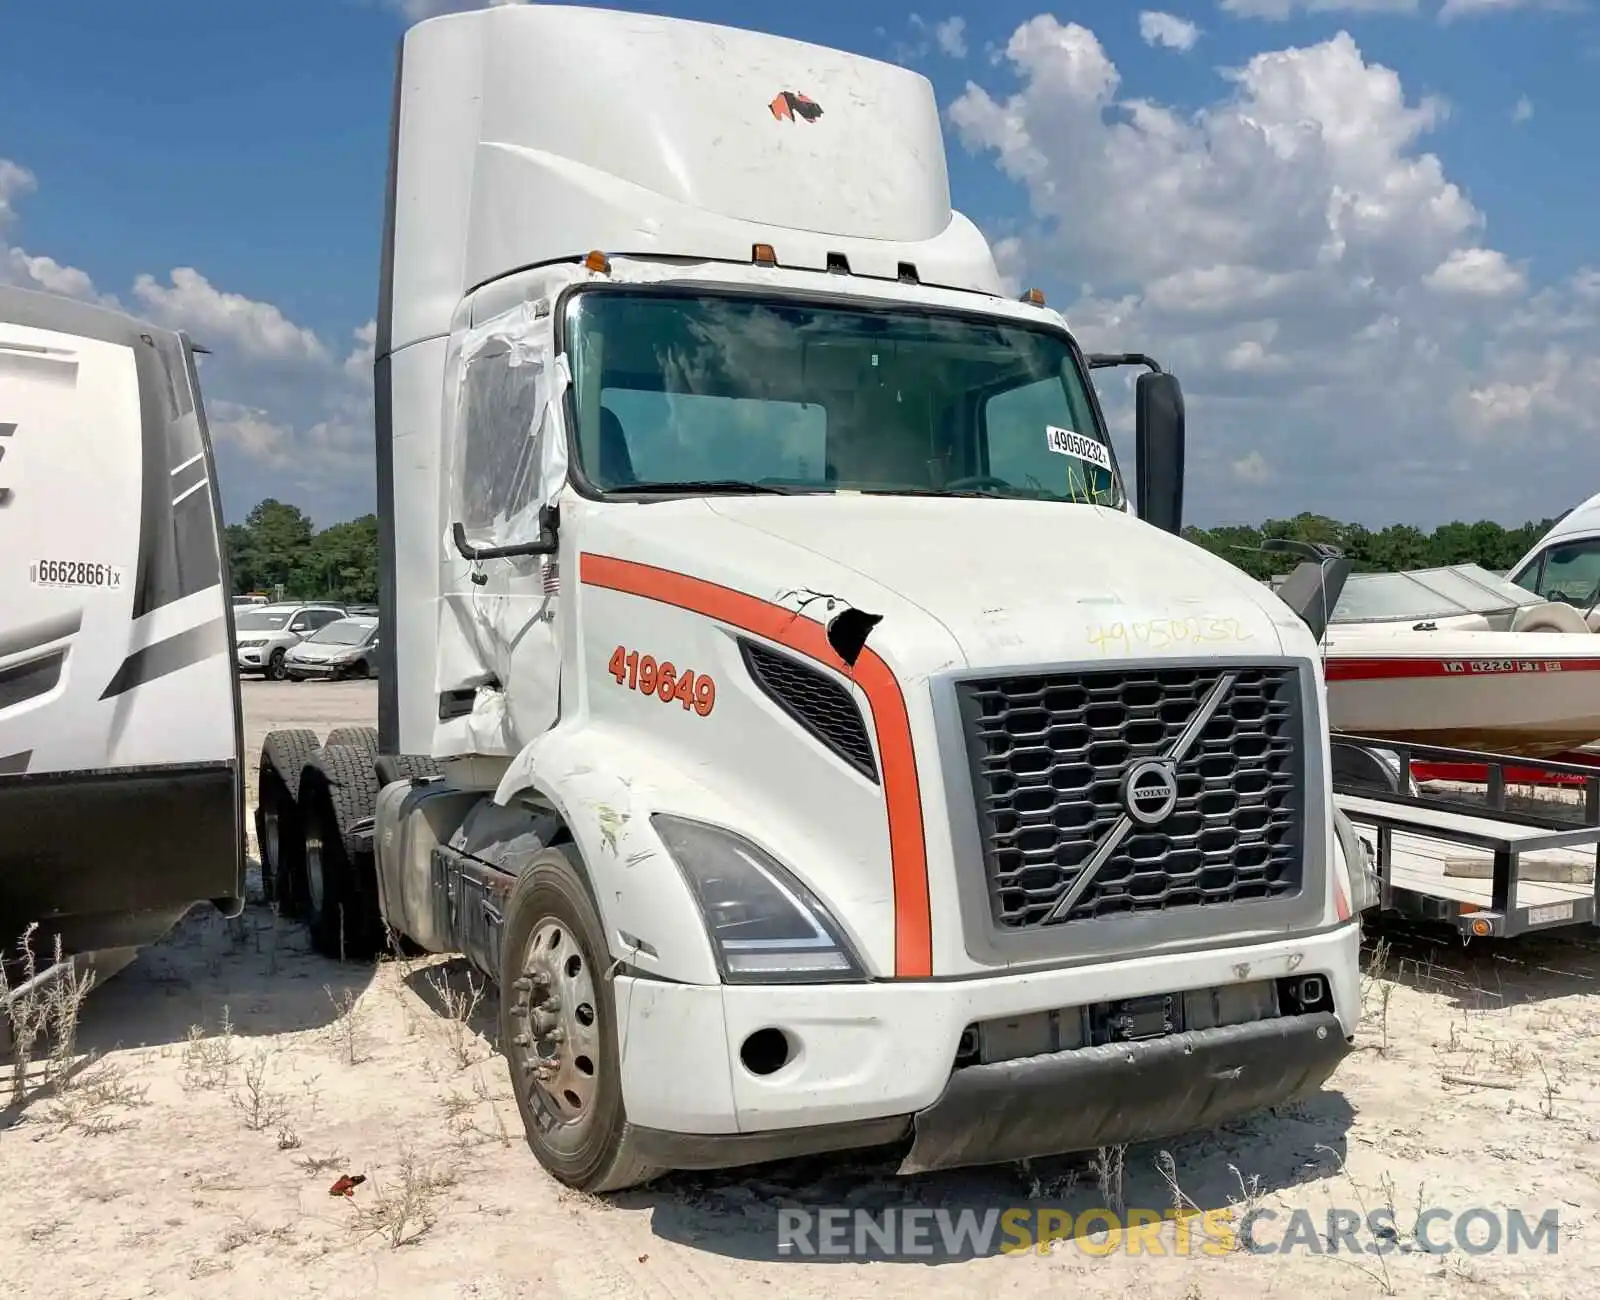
[256,729,322,914]
[298,744,385,961]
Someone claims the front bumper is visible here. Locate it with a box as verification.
[614,923,1360,1174]
[235,647,265,669]
[285,660,345,678]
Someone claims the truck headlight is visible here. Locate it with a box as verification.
[650,813,866,983]
[1332,806,1380,917]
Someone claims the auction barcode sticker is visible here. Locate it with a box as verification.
[30,559,125,589]
[1045,426,1112,472]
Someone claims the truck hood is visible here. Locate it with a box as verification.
[588,496,1309,677]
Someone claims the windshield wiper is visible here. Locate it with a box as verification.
[856,486,1016,499]
[618,480,816,496]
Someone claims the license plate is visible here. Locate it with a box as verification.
[1527,902,1574,926]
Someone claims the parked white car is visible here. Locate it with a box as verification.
[283,614,380,681]
[234,603,347,680]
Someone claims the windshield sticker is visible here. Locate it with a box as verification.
[1045,426,1112,472]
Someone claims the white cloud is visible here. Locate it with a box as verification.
[947,19,1594,525]
[1439,0,1580,20]
[1424,247,1527,297]
[132,268,328,365]
[383,0,529,19]
[343,319,378,382]
[1511,95,1535,122]
[934,17,969,58]
[1219,0,1420,18]
[2,156,372,524]
[0,160,114,306]
[901,14,969,62]
[1232,450,1274,483]
[1140,11,1203,49]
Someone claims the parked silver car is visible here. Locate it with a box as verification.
[234,603,348,680]
[283,614,380,681]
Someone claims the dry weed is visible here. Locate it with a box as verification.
[347,1146,460,1248]
[325,984,370,1066]
[231,1047,291,1132]
[181,1006,241,1090]
[426,965,488,1069]
[1090,1143,1127,1214]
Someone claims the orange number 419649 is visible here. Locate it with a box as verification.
[607,645,717,716]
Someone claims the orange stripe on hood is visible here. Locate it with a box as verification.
[580,553,934,977]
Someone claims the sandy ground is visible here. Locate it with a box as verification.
[3,679,1600,1298]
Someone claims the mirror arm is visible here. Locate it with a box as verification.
[1087,352,1164,374]
[452,505,560,561]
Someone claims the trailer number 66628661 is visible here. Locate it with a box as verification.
[608,645,717,716]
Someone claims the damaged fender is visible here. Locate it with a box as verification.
[492,727,762,987]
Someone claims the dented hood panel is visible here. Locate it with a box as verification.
[705,495,1299,668]
[584,496,1306,676]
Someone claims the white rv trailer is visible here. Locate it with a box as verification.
[258,5,1374,1192]
[0,285,245,993]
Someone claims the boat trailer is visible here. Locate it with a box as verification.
[1332,735,1600,939]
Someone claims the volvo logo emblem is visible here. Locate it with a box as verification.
[1122,758,1178,826]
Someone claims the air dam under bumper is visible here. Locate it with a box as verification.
[613,924,1360,1175]
[899,1012,1346,1174]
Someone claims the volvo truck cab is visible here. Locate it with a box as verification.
[257,4,1363,1193]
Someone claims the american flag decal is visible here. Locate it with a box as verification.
[543,560,560,596]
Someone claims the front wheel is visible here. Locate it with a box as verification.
[266,648,288,681]
[499,847,662,1194]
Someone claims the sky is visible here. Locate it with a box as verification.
[2,0,1597,531]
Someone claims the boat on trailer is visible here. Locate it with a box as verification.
[1314,564,1600,760]
[1263,541,1600,938]
[0,285,245,1010]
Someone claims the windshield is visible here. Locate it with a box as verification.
[307,619,374,646]
[560,290,1121,506]
[235,610,291,631]
[1330,564,1546,624]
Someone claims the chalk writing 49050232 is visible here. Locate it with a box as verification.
[1087,616,1255,656]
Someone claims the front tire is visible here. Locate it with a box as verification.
[499,847,662,1194]
[266,648,288,681]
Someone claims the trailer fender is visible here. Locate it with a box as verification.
[491,730,759,987]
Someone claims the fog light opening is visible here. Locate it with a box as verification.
[739,1027,792,1077]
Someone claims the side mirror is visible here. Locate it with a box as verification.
[289,622,308,633]
[1135,370,1185,534]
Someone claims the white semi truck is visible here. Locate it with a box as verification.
[257,5,1371,1192]
[1,285,246,1001]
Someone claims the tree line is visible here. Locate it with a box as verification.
[225,499,379,603]
[1182,512,1559,582]
[223,498,1563,603]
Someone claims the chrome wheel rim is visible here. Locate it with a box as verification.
[509,919,600,1130]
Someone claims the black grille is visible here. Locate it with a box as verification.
[957,665,1304,928]
[739,639,878,782]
